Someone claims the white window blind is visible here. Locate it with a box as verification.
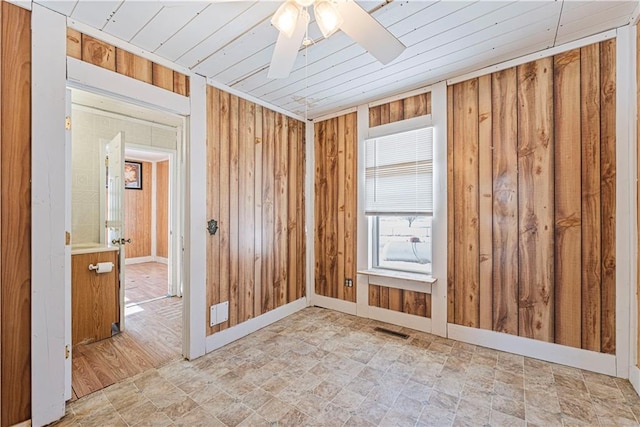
[365,127,433,216]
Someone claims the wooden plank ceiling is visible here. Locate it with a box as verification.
[36,0,637,118]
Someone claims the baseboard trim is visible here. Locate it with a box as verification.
[367,306,432,333]
[448,323,617,377]
[155,257,168,265]
[205,298,307,353]
[310,294,357,315]
[125,256,153,265]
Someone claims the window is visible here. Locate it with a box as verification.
[365,127,433,274]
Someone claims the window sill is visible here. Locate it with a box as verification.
[357,268,436,285]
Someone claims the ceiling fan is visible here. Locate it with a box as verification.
[268,0,406,79]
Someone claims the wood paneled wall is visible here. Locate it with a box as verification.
[366,93,433,314]
[66,28,189,97]
[314,113,357,301]
[369,92,431,127]
[448,40,616,353]
[1,2,31,425]
[125,161,152,259]
[206,86,306,335]
[369,286,432,318]
[156,160,169,259]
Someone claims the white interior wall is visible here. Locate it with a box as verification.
[70,104,177,244]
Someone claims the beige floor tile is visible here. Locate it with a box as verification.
[490,409,525,427]
[53,307,640,427]
[117,399,158,425]
[525,388,560,413]
[525,404,563,427]
[344,414,377,427]
[162,395,200,421]
[418,404,455,426]
[354,398,389,425]
[216,402,254,427]
[492,394,525,420]
[173,406,225,427]
[78,406,127,427]
[131,411,173,427]
[256,397,293,423]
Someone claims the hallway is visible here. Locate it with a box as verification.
[71,263,182,400]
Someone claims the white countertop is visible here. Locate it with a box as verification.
[71,243,119,255]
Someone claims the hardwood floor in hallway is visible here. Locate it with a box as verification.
[71,262,182,400]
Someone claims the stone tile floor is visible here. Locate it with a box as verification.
[54,307,640,426]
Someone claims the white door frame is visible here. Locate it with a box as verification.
[32,8,206,425]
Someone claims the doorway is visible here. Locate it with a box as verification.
[68,89,184,400]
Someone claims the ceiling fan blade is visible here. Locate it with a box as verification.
[335,1,405,65]
[268,12,308,79]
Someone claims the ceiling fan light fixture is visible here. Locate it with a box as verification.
[314,0,343,38]
[271,1,301,38]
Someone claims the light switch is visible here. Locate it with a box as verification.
[210,305,217,327]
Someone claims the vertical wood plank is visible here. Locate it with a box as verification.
[206,86,220,335]
[337,115,346,301]
[425,92,432,115]
[403,93,428,119]
[517,57,554,342]
[229,95,240,326]
[238,99,255,322]
[66,27,82,59]
[238,99,247,323]
[274,114,288,307]
[389,289,402,311]
[380,287,390,309]
[218,91,231,330]
[173,72,189,96]
[297,121,306,299]
[254,105,263,316]
[1,3,31,423]
[124,161,152,258]
[369,285,380,306]
[115,49,152,84]
[403,291,427,317]
[453,79,480,328]
[600,39,616,354]
[369,106,381,127]
[152,63,174,92]
[156,160,169,258]
[389,100,404,122]
[553,49,582,349]
[81,34,115,71]
[380,103,391,125]
[580,43,601,351]
[478,74,493,331]
[344,112,357,302]
[262,109,276,312]
[314,121,326,297]
[0,6,4,422]
[447,85,455,324]
[326,118,338,298]
[492,68,519,335]
[287,118,298,303]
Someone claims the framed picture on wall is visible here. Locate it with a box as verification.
[124,161,142,190]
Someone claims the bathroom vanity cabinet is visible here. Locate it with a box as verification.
[71,247,120,345]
